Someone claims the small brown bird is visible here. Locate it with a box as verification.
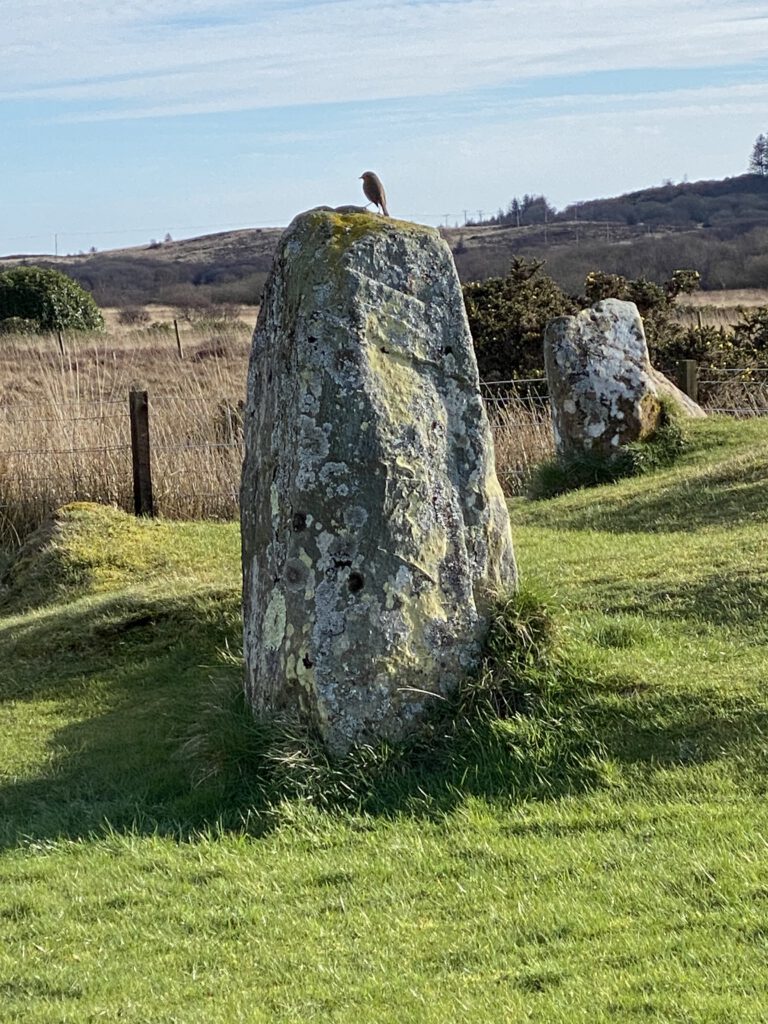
[360,171,389,217]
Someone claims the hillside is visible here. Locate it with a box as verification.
[2,174,768,306]
[2,416,768,1020]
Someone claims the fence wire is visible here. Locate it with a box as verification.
[0,368,765,539]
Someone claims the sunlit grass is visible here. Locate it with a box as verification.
[1,417,768,1020]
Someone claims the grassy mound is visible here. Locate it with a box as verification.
[2,416,768,1021]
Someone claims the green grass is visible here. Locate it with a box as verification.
[2,417,768,1021]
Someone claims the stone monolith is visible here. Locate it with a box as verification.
[240,208,516,755]
[544,298,704,456]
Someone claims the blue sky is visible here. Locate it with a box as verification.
[2,0,767,256]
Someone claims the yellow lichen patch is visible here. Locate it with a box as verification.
[304,209,436,268]
[366,303,434,366]
[366,340,420,425]
[395,585,448,677]
[323,210,389,251]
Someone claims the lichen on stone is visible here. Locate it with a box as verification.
[241,207,516,755]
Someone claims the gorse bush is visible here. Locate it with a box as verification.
[464,257,768,381]
[463,259,706,382]
[463,257,576,381]
[0,266,104,332]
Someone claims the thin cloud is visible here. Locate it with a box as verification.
[2,0,768,120]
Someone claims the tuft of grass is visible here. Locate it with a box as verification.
[529,395,688,499]
[179,584,606,818]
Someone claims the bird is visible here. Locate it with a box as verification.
[360,171,389,217]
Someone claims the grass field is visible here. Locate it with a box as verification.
[1,415,767,1021]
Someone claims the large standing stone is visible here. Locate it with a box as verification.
[241,208,516,755]
[544,298,703,456]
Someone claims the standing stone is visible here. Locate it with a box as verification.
[241,208,516,755]
[544,298,702,457]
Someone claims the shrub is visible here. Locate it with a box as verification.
[0,316,38,335]
[117,307,151,326]
[0,266,104,332]
[732,307,768,358]
[463,257,576,381]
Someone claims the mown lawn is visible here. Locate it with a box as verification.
[1,417,767,1022]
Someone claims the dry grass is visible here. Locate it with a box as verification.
[0,314,558,546]
[675,289,768,329]
[490,398,555,496]
[11,306,761,544]
[681,288,768,309]
[98,303,259,332]
[699,367,768,417]
[0,319,254,546]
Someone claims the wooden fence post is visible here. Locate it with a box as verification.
[56,329,65,357]
[173,318,184,359]
[677,359,699,402]
[129,388,155,517]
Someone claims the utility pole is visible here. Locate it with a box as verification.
[54,233,58,256]
[463,210,469,225]
[477,210,484,223]
[444,214,450,228]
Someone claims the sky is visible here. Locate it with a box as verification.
[2,0,768,256]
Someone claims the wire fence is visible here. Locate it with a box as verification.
[0,365,765,543]
[697,366,768,417]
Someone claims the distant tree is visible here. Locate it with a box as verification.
[0,266,104,332]
[164,232,173,243]
[749,133,768,175]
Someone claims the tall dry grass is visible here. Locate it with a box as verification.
[490,399,555,496]
[0,316,558,548]
[698,367,768,417]
[0,319,253,547]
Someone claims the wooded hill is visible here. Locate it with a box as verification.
[2,174,767,308]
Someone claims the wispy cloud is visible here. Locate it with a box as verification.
[2,0,768,120]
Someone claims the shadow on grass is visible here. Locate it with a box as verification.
[2,587,768,849]
[525,462,768,535]
[0,588,244,847]
[599,571,768,631]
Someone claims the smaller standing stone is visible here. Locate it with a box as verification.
[544,299,701,457]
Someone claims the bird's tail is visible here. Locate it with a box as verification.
[381,201,390,217]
